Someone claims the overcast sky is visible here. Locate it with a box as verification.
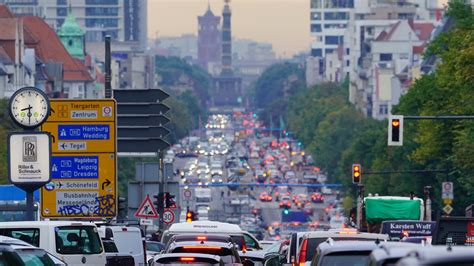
[148,0,310,58]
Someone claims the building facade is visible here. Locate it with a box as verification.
[0,0,147,48]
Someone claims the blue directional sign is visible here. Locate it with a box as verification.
[58,125,110,140]
[51,156,99,179]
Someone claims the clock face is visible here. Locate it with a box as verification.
[9,87,50,129]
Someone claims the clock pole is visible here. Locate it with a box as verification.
[7,87,52,221]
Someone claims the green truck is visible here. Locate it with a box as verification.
[363,196,425,233]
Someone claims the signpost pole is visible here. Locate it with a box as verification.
[158,151,164,230]
[25,189,34,221]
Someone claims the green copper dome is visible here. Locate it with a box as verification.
[59,11,85,60]
[58,14,83,37]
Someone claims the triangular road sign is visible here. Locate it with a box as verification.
[134,195,159,219]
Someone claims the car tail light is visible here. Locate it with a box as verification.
[298,239,308,266]
[180,257,195,262]
[197,236,207,241]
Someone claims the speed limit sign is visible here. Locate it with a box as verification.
[163,209,175,225]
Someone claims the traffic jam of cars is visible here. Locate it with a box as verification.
[0,112,471,266]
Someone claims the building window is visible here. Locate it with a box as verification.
[346,60,350,67]
[379,104,388,115]
[57,7,67,17]
[380,53,393,61]
[68,39,73,46]
[346,48,350,55]
[325,36,343,45]
[85,18,119,28]
[310,0,321,8]
[311,12,321,20]
[57,0,67,5]
[311,49,322,57]
[85,7,119,16]
[325,48,334,54]
[323,0,354,8]
[311,24,322,32]
[86,0,118,4]
[324,12,349,20]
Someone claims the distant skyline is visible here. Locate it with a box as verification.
[148,0,309,58]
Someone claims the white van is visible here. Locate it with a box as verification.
[97,225,145,266]
[0,221,106,266]
[161,221,262,251]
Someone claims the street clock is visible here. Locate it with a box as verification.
[9,87,51,129]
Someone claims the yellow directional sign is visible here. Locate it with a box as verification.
[41,99,117,219]
[42,122,115,153]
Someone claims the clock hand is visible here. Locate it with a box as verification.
[21,106,32,111]
[25,105,32,124]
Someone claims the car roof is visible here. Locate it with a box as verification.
[155,252,223,261]
[169,240,235,249]
[171,234,234,242]
[0,221,97,227]
[303,230,389,240]
[167,221,242,233]
[369,242,421,262]
[317,240,379,256]
[0,235,34,247]
[397,246,474,265]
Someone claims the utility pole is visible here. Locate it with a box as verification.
[424,186,432,221]
[104,35,112,98]
[357,184,364,230]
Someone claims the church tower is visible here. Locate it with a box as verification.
[58,5,85,60]
[198,2,221,71]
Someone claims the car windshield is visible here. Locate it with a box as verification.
[321,253,370,266]
[15,248,56,266]
[55,226,103,255]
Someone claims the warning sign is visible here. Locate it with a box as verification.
[134,195,159,219]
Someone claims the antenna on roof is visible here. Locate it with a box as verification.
[68,0,72,15]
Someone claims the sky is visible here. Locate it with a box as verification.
[148,0,310,58]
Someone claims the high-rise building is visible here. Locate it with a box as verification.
[0,0,147,48]
[197,3,220,72]
[310,0,354,59]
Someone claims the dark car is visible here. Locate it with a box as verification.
[311,240,379,266]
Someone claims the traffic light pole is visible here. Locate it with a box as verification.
[356,184,364,230]
[158,151,165,230]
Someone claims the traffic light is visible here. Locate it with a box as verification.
[164,192,176,208]
[186,211,196,222]
[118,197,126,220]
[388,115,404,146]
[352,164,361,184]
[153,193,164,211]
[253,113,257,118]
[283,206,290,215]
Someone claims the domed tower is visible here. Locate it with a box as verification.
[58,5,85,60]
